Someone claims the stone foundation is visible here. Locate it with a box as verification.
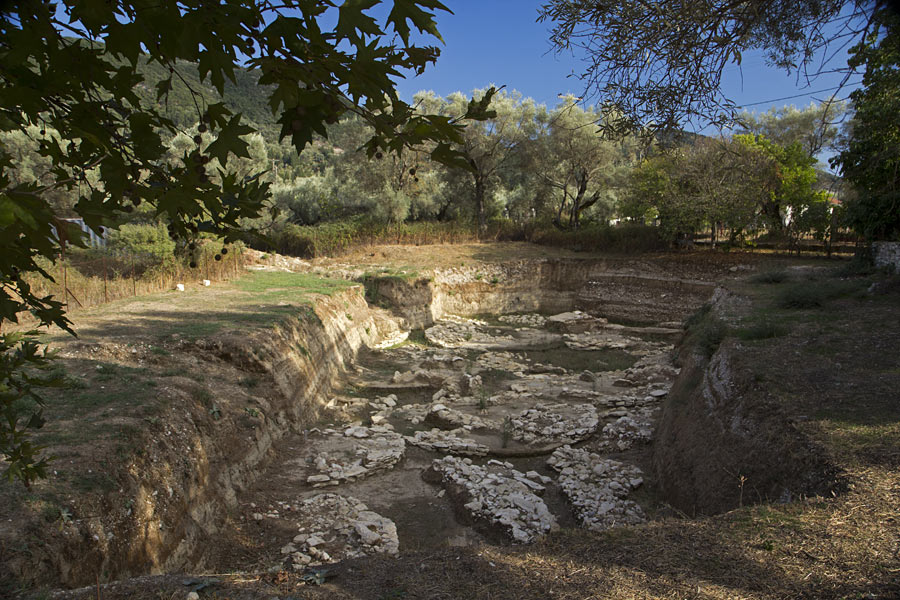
[873,241,900,271]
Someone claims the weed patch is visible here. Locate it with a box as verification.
[737,321,789,340]
[749,270,789,284]
[682,304,727,357]
[775,279,867,309]
[233,271,355,301]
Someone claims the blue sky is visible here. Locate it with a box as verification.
[393,1,864,133]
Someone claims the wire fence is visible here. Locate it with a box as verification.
[23,246,246,315]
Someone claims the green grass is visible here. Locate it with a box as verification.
[749,269,789,284]
[233,271,356,301]
[775,279,867,309]
[363,266,421,281]
[736,320,790,340]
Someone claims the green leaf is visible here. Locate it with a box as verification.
[337,0,382,42]
[205,115,254,167]
[387,0,451,45]
[430,143,473,171]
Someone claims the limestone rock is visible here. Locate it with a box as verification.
[511,403,599,445]
[405,429,489,456]
[305,427,405,487]
[547,446,645,531]
[285,494,399,570]
[430,456,557,543]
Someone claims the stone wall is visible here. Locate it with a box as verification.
[873,241,900,271]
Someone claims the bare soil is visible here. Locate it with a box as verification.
[4,244,898,600]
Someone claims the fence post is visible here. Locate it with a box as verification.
[103,254,108,304]
[131,252,136,296]
[63,263,68,309]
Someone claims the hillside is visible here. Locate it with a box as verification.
[132,56,277,137]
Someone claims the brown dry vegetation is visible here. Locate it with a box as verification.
[4,244,899,600]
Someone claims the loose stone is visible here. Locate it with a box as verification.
[285,494,398,570]
[548,446,645,531]
[429,456,557,543]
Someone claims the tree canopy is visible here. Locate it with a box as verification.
[833,7,900,241]
[0,0,496,484]
[538,0,879,130]
[737,101,849,157]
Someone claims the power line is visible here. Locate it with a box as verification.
[737,82,862,108]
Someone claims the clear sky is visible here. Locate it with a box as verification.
[393,1,864,134]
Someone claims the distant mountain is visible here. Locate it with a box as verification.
[132,57,278,138]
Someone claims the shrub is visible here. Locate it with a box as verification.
[107,223,176,261]
[251,218,479,258]
[525,222,667,253]
[692,316,728,357]
[682,304,727,358]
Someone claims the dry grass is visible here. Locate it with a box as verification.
[16,249,900,600]
[50,469,900,600]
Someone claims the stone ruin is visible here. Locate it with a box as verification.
[264,311,679,566]
[282,494,399,569]
[428,456,557,543]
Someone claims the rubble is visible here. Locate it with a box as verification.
[546,311,605,333]
[511,403,599,444]
[429,456,557,542]
[548,446,645,530]
[372,330,409,349]
[623,353,679,385]
[424,403,493,430]
[498,313,547,328]
[594,408,657,451]
[405,429,490,456]
[475,351,529,373]
[424,316,513,347]
[304,427,405,487]
[284,494,399,569]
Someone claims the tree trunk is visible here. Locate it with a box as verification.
[474,175,486,234]
[570,173,589,229]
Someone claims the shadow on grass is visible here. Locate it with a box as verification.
[72,305,307,340]
[126,515,897,600]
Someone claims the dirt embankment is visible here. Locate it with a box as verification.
[653,339,844,514]
[652,290,844,515]
[19,251,900,600]
[366,258,716,328]
[3,250,721,591]
[0,286,402,589]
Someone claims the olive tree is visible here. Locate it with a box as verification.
[737,101,849,158]
[0,0,493,484]
[538,0,879,130]
[531,98,637,229]
[416,89,538,232]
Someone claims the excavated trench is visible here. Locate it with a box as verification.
[196,310,683,570]
[178,261,717,574]
[9,258,740,588]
